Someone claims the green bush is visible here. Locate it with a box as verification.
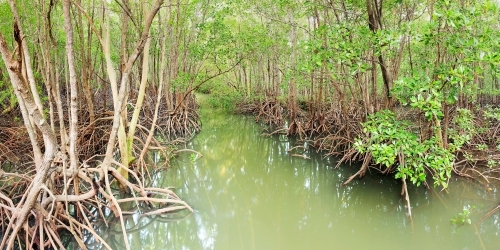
[354,110,453,188]
[204,81,243,110]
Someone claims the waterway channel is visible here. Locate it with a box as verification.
[101,106,500,250]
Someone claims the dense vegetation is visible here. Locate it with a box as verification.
[204,0,500,218]
[1,0,500,248]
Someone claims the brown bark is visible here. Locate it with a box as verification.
[77,0,96,124]
[288,10,298,128]
[366,0,393,108]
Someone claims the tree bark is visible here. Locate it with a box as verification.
[0,30,60,250]
[77,0,96,124]
[101,0,164,181]
[63,0,79,174]
[366,0,393,108]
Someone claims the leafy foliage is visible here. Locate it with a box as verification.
[354,110,454,188]
[393,75,444,121]
[202,80,242,110]
[355,103,477,188]
[448,108,476,152]
[0,80,16,111]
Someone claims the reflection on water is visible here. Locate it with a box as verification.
[106,108,499,250]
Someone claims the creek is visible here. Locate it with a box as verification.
[99,106,500,250]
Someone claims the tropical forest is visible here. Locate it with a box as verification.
[1,0,500,249]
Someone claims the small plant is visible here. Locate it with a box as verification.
[463,152,473,162]
[487,159,497,169]
[476,143,488,151]
[450,206,475,226]
[189,153,197,163]
[483,106,500,121]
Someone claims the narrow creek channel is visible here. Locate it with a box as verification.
[102,106,500,250]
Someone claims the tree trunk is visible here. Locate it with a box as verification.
[366,0,393,108]
[0,29,60,250]
[101,0,164,182]
[63,0,79,174]
[77,0,96,124]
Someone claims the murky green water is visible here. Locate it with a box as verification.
[103,107,500,250]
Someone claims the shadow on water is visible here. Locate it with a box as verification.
[98,107,500,250]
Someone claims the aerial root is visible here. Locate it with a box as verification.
[0,90,201,249]
[401,178,414,229]
[0,159,192,249]
[342,152,371,186]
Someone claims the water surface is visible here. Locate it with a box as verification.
[105,108,500,250]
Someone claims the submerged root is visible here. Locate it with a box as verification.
[480,204,500,224]
[401,178,414,227]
